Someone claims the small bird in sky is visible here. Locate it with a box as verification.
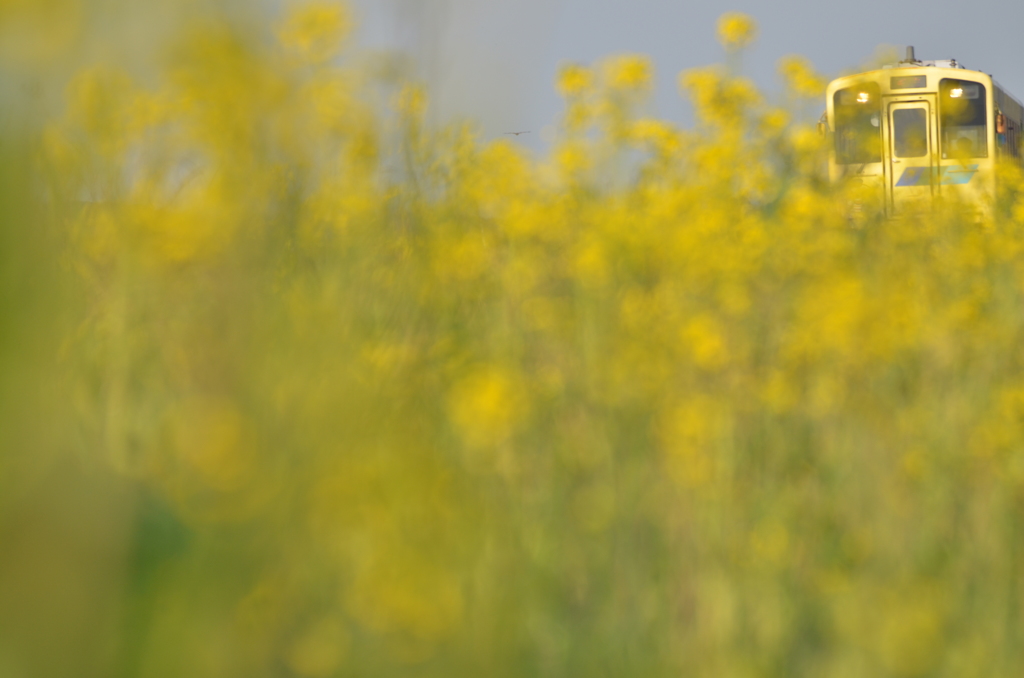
[504,131,530,136]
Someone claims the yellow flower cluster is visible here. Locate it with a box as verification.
[716,11,758,51]
[279,2,352,63]
[556,62,593,97]
[6,4,1024,678]
[603,54,653,91]
[778,54,827,98]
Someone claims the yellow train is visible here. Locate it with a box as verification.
[824,47,1024,216]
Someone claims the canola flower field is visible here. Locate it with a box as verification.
[4,3,1024,677]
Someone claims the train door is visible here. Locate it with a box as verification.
[886,98,938,214]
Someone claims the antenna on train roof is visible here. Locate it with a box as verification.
[906,46,916,62]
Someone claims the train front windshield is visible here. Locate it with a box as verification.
[940,79,987,158]
[834,83,882,164]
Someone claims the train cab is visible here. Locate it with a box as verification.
[824,47,1023,217]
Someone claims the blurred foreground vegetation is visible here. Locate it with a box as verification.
[4,4,1024,677]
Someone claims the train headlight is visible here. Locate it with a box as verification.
[950,87,963,98]
[856,91,870,103]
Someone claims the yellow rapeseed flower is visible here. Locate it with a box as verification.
[556,63,593,97]
[778,54,826,97]
[716,12,758,51]
[447,367,528,452]
[603,54,653,91]
[631,118,681,154]
[393,83,428,118]
[279,2,352,63]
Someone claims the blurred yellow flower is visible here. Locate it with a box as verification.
[657,396,726,488]
[631,118,681,154]
[778,54,826,97]
[573,239,609,287]
[683,314,729,370]
[279,2,352,63]
[760,107,789,133]
[680,66,761,124]
[553,139,592,177]
[603,54,653,91]
[448,367,528,451]
[556,63,593,97]
[716,12,758,51]
[393,83,428,118]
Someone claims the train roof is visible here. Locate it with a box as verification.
[827,57,1024,125]
[826,65,993,94]
[882,59,965,70]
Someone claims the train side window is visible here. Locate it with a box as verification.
[940,79,988,158]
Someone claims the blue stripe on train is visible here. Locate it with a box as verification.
[896,165,979,187]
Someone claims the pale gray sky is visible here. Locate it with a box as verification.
[348,0,1024,148]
